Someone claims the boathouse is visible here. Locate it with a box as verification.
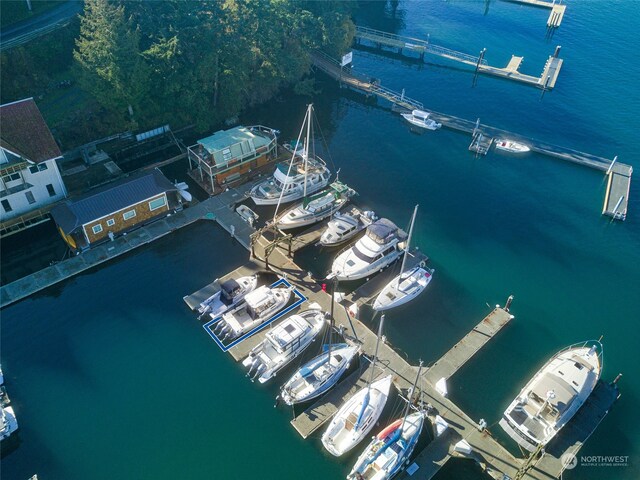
[187,125,278,194]
[51,169,181,252]
[0,98,68,227]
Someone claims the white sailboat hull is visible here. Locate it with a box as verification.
[373,267,433,311]
[322,375,394,456]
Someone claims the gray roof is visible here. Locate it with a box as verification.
[51,169,177,234]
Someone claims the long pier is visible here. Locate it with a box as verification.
[310,52,633,220]
[354,26,563,89]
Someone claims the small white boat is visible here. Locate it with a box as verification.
[0,365,3,386]
[494,139,530,153]
[275,181,356,230]
[280,343,360,405]
[243,308,327,383]
[197,275,258,320]
[373,205,434,311]
[213,284,293,342]
[319,210,377,247]
[330,219,407,281]
[1,405,18,440]
[348,364,425,480]
[250,105,331,206]
[236,204,259,227]
[499,341,602,452]
[401,109,442,130]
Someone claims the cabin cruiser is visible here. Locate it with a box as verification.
[1,405,18,440]
[494,139,530,153]
[499,341,602,452]
[275,181,355,230]
[213,284,293,341]
[243,308,327,383]
[401,109,442,130]
[198,276,258,320]
[319,210,377,247]
[280,344,360,405]
[322,375,394,456]
[330,219,407,281]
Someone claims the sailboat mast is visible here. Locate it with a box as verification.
[273,107,309,224]
[327,276,337,360]
[400,204,419,278]
[367,314,385,387]
[303,104,312,199]
[401,360,423,426]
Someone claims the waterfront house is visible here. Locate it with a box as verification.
[50,169,182,252]
[187,125,278,194]
[0,98,68,224]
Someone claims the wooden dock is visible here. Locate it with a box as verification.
[353,26,563,89]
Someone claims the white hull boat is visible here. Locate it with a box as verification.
[319,210,377,247]
[322,375,394,456]
[1,405,18,440]
[348,412,425,480]
[280,344,360,405]
[499,341,602,452]
[494,139,530,153]
[331,219,407,281]
[276,181,356,230]
[373,266,434,311]
[236,204,259,226]
[242,308,327,383]
[198,275,258,320]
[401,109,442,131]
[213,284,293,341]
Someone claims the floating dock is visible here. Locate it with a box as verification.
[504,0,567,28]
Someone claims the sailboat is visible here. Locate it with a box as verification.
[373,205,434,311]
[322,314,393,457]
[275,180,356,230]
[348,363,426,480]
[250,105,331,206]
[279,282,359,405]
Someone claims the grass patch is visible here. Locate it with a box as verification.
[0,0,60,28]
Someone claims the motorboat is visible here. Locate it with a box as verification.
[322,315,393,457]
[1,405,18,441]
[213,284,293,341]
[348,364,425,480]
[280,343,360,405]
[236,204,259,227]
[250,105,331,205]
[319,210,377,247]
[494,139,530,153]
[373,205,434,311]
[330,219,407,281]
[499,341,602,452]
[197,275,258,320]
[401,109,442,130]
[243,307,327,383]
[275,181,355,230]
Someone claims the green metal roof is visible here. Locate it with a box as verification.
[198,126,270,155]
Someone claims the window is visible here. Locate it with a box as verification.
[148,196,167,211]
[106,218,115,227]
[46,184,56,197]
[25,191,36,204]
[30,163,48,174]
[2,173,20,183]
[92,224,103,234]
[222,148,233,162]
[29,166,38,174]
[123,210,136,220]
[1,199,12,212]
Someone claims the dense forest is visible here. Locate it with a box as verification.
[1,0,356,145]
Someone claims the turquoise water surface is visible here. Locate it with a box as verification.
[2,1,639,479]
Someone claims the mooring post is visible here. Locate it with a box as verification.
[554,45,562,58]
[612,373,623,385]
[606,155,618,175]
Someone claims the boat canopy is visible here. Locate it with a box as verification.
[411,110,430,120]
[220,278,241,305]
[366,219,402,245]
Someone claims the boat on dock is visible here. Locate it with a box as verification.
[348,364,425,480]
[319,210,377,247]
[275,181,356,230]
[198,275,258,320]
[1,405,18,441]
[330,219,407,281]
[243,307,327,383]
[250,105,331,206]
[401,109,442,131]
[212,284,293,342]
[322,315,393,457]
[494,139,530,153]
[373,205,434,311]
[499,340,602,452]
[236,204,259,227]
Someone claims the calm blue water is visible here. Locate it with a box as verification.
[2,2,639,479]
